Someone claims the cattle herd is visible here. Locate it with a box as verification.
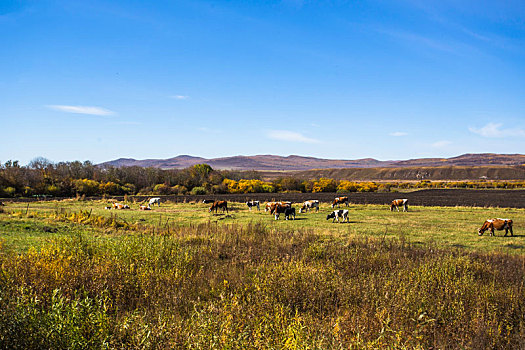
[103,196,514,237]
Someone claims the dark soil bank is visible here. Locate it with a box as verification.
[3,189,525,208]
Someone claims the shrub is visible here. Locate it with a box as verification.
[312,178,338,193]
[337,181,358,193]
[191,186,207,195]
[153,183,172,195]
[72,179,100,196]
[172,185,188,195]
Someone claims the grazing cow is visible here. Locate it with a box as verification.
[331,197,349,208]
[246,200,260,211]
[112,203,130,210]
[266,201,292,212]
[202,199,215,204]
[326,209,349,223]
[139,205,152,210]
[209,200,228,214]
[273,204,295,220]
[149,197,161,207]
[269,202,291,215]
[478,218,513,237]
[390,199,408,212]
[299,200,319,213]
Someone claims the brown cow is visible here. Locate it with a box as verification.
[209,200,228,214]
[331,196,349,208]
[478,218,513,236]
[112,203,130,210]
[390,199,408,212]
[272,204,295,220]
[266,201,291,212]
[139,205,151,210]
[268,202,291,215]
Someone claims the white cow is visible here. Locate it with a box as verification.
[149,197,161,207]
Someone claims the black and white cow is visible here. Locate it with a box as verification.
[202,199,215,204]
[326,209,349,223]
[246,200,260,211]
[149,197,161,207]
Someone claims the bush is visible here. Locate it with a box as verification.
[153,183,172,195]
[191,186,207,195]
[72,179,100,196]
[312,178,338,193]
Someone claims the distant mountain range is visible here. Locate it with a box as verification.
[99,153,525,171]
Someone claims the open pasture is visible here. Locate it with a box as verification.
[2,198,524,254]
[2,198,525,348]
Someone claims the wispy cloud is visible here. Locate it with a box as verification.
[198,127,221,134]
[376,27,459,54]
[390,131,408,137]
[432,140,452,148]
[47,105,115,116]
[469,122,525,138]
[170,95,189,100]
[267,130,320,144]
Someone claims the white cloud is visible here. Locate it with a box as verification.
[267,130,320,144]
[198,127,221,134]
[47,105,115,116]
[432,140,452,148]
[389,131,408,137]
[469,122,525,138]
[171,95,189,100]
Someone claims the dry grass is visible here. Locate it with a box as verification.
[1,201,525,348]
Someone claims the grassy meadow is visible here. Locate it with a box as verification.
[1,199,525,348]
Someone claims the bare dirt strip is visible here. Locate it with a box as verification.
[3,189,524,208]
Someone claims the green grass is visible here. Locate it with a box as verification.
[3,199,524,254]
[2,200,525,348]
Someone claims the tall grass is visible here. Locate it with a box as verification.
[1,221,525,348]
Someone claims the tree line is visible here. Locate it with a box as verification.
[1,158,524,198]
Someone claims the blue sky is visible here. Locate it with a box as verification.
[1,0,524,165]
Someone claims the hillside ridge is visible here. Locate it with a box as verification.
[99,153,525,171]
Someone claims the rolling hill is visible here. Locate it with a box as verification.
[100,153,525,171]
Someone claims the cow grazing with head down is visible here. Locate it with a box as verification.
[272,204,295,220]
[326,209,349,223]
[331,197,349,208]
[390,199,408,212]
[246,200,260,211]
[266,201,291,212]
[149,197,161,207]
[299,200,319,213]
[113,203,130,210]
[209,200,228,214]
[478,218,513,237]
